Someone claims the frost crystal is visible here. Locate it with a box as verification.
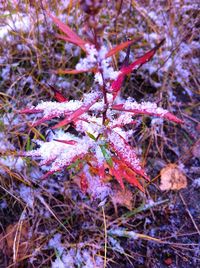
[19,185,35,209]
[108,228,139,240]
[25,130,93,173]
[51,258,65,268]
[36,100,82,117]
[76,44,97,70]
[124,100,168,116]
[94,72,103,86]
[0,133,25,173]
[76,44,120,88]
[110,113,134,128]
[193,178,200,189]
[0,12,31,40]
[108,237,125,254]
[48,233,64,255]
[52,247,104,268]
[95,145,105,165]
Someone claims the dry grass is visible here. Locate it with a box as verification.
[0,1,199,267]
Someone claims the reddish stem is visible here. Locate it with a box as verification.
[99,68,108,125]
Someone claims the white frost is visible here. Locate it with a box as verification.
[26,130,93,173]
[19,185,35,209]
[124,100,168,117]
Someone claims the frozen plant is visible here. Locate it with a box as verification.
[19,12,183,194]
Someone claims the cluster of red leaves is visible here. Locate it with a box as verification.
[20,13,183,193]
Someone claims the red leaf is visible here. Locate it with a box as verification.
[79,172,88,193]
[98,164,106,179]
[92,154,106,179]
[123,166,144,192]
[106,38,142,58]
[56,34,89,50]
[54,91,67,102]
[48,13,87,51]
[18,108,42,114]
[53,139,77,145]
[120,39,165,75]
[107,129,150,181]
[110,73,125,95]
[110,39,165,98]
[113,158,144,192]
[110,164,125,190]
[31,112,72,127]
[164,258,173,266]
[48,85,68,102]
[163,112,183,124]
[42,153,87,179]
[52,93,101,129]
[112,104,183,124]
[31,114,58,127]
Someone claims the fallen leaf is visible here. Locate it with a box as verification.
[110,186,133,214]
[3,221,31,261]
[160,164,187,191]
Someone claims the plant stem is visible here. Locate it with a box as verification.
[99,69,108,125]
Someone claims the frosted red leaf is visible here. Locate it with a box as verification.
[105,38,142,58]
[107,130,150,181]
[112,102,183,124]
[52,92,102,129]
[110,39,165,98]
[48,13,88,51]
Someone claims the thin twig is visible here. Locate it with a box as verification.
[102,206,107,268]
[179,193,200,235]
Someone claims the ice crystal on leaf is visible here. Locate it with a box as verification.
[76,44,98,71]
[19,13,183,195]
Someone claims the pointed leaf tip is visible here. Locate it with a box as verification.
[164,112,183,124]
[47,12,87,51]
[48,85,68,102]
[110,39,165,99]
[54,139,77,145]
[106,37,142,58]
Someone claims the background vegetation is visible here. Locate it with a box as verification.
[0,1,199,267]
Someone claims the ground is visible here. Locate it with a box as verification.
[0,1,199,267]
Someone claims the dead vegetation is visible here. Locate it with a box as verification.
[0,1,199,267]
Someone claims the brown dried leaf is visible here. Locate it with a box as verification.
[111,187,133,212]
[4,221,31,261]
[160,164,187,191]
